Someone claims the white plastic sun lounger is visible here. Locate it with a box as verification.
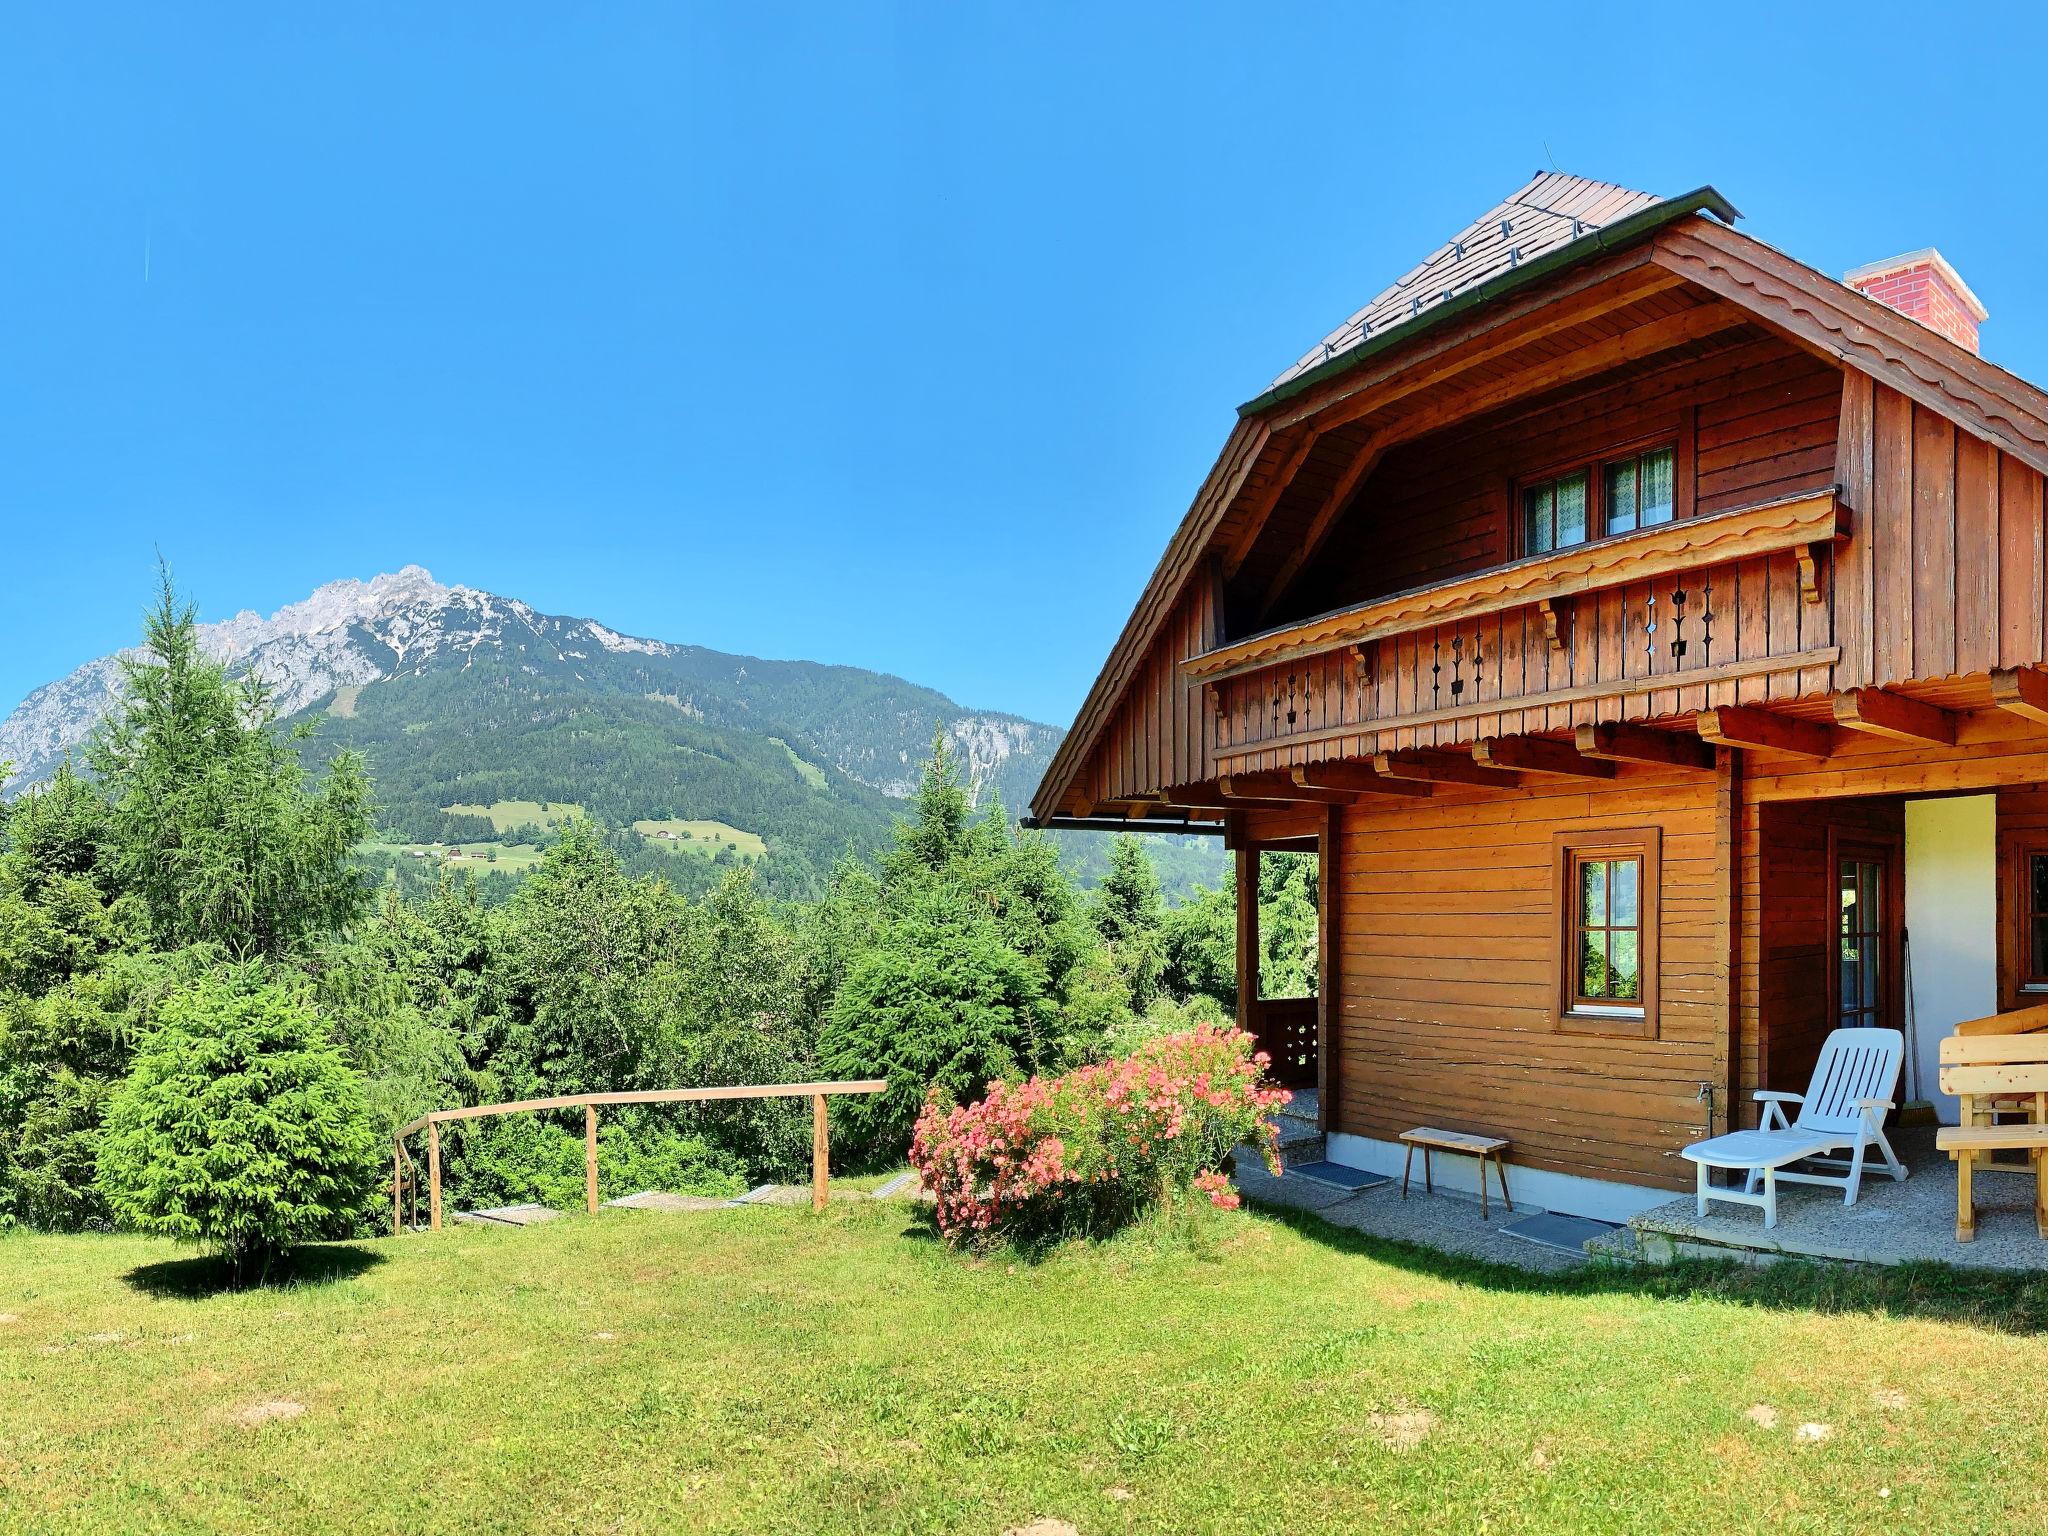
[1680,1027,1907,1228]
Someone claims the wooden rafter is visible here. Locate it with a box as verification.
[1991,668,2048,726]
[1349,302,1750,455]
[1218,772,1358,806]
[1696,705,1833,759]
[1573,722,1715,770]
[1831,689,1957,745]
[1373,749,1520,789]
[1472,736,1615,778]
[1271,259,1685,433]
[1290,763,1431,797]
[1219,428,1319,580]
[1255,433,1389,623]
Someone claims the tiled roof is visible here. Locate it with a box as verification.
[1270,172,1665,389]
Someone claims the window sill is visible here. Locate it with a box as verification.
[1557,1008,1655,1039]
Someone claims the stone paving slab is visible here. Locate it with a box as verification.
[1232,1157,1585,1274]
[1630,1127,2048,1271]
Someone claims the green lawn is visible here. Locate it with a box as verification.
[363,840,547,872]
[632,818,765,860]
[443,800,585,834]
[3,1203,2047,1534]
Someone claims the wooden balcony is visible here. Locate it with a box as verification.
[1185,489,1846,768]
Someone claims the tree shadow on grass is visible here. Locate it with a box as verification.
[123,1242,386,1300]
[1254,1199,2048,1335]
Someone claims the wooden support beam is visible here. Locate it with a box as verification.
[1316,805,1340,1137]
[1234,844,1259,1035]
[1794,542,1825,604]
[1219,771,1358,806]
[1256,435,1388,622]
[1373,749,1520,788]
[1273,262,1687,433]
[1536,597,1572,652]
[585,1104,599,1215]
[393,1146,403,1237]
[811,1093,829,1214]
[1574,722,1715,770]
[428,1119,443,1233]
[1696,705,1833,759]
[1473,736,1616,778]
[1219,429,1318,579]
[1832,688,1957,745]
[1292,763,1431,797]
[1992,667,2048,726]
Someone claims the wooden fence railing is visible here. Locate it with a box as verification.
[391,1079,889,1233]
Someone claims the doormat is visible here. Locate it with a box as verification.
[1500,1211,1617,1255]
[1290,1161,1390,1192]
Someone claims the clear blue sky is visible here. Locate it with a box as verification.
[5,5,2045,725]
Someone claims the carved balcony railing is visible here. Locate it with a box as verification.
[1185,489,1846,768]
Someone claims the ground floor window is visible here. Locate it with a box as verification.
[1552,827,1660,1037]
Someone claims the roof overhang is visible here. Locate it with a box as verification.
[1032,186,2048,825]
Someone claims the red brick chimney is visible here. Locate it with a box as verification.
[1844,248,1987,354]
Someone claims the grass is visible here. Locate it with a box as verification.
[443,800,585,834]
[363,840,547,872]
[767,736,828,790]
[631,818,765,860]
[5,1202,2048,1535]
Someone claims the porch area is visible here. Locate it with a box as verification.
[1630,1126,2048,1270]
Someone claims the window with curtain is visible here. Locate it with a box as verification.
[1518,441,1679,556]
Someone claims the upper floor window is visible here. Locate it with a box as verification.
[1604,446,1676,536]
[1519,443,1678,557]
[1520,470,1587,556]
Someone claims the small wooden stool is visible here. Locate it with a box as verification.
[1400,1127,1513,1219]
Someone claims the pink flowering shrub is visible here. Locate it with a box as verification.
[909,1026,1289,1246]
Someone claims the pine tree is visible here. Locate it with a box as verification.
[87,570,374,960]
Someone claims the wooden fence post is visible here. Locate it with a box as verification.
[585,1104,599,1214]
[428,1119,443,1232]
[812,1093,829,1213]
[392,1144,403,1236]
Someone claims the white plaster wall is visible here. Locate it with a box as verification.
[1324,1132,1675,1224]
[1904,795,1997,1123]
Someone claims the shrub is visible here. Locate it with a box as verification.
[909,1026,1289,1247]
[819,894,1052,1157]
[97,966,375,1279]
[1099,992,1232,1061]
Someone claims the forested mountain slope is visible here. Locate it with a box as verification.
[1,568,1224,897]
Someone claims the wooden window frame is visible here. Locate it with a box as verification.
[1825,829,1902,1034]
[1551,826,1661,1038]
[1999,834,2048,1010]
[1513,431,1684,560]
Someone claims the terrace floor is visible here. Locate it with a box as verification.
[1629,1125,2048,1272]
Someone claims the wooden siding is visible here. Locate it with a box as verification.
[1287,330,1839,617]
[1334,767,1726,1189]
[1070,572,1222,806]
[1834,376,2048,689]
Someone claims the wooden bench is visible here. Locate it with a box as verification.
[1400,1127,1512,1219]
[1935,1031,2048,1242]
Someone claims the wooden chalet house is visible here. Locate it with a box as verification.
[1027,173,2048,1222]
